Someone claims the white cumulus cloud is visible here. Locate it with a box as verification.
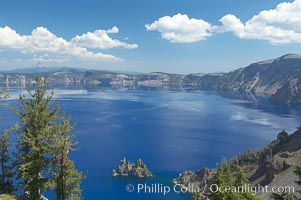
[71,26,138,49]
[146,0,301,45]
[219,0,301,44]
[0,25,138,63]
[145,13,213,43]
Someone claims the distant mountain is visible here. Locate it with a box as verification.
[0,67,62,73]
[0,67,139,75]
[1,54,301,103]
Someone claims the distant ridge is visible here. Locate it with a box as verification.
[0,67,140,75]
[0,67,62,73]
[1,54,301,102]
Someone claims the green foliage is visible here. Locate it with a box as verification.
[0,88,15,195]
[0,88,9,108]
[294,166,301,187]
[0,88,8,100]
[14,78,58,199]
[0,194,16,200]
[0,129,15,194]
[229,130,289,169]
[14,77,83,199]
[192,192,202,200]
[231,149,261,166]
[209,161,261,200]
[224,162,234,187]
[209,166,227,200]
[50,115,84,200]
[234,165,248,187]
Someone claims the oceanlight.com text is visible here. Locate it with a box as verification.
[209,183,295,195]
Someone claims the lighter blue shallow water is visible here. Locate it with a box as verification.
[1,89,301,200]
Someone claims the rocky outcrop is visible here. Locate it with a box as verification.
[249,130,295,185]
[112,158,153,178]
[173,168,215,192]
[174,127,301,197]
[256,149,291,184]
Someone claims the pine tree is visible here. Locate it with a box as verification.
[14,77,83,199]
[14,77,59,199]
[192,192,202,200]
[234,165,248,187]
[234,165,261,200]
[50,114,83,200]
[209,165,227,200]
[224,163,241,200]
[0,129,15,194]
[224,162,234,187]
[210,160,261,200]
[0,88,15,194]
[294,166,301,187]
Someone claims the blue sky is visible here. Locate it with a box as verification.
[0,0,301,74]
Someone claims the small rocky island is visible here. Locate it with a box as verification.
[112,158,153,178]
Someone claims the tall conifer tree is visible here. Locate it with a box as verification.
[50,115,83,200]
[0,88,15,194]
[0,129,15,194]
[14,78,83,199]
[14,78,58,199]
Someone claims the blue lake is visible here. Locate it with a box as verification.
[1,89,301,200]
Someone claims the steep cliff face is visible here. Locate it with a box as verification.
[208,54,301,102]
[187,54,301,103]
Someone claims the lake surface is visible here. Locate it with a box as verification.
[1,89,301,200]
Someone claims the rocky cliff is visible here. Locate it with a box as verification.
[182,54,301,102]
[173,127,301,199]
[212,54,301,103]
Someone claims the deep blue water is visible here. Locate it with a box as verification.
[1,89,301,200]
